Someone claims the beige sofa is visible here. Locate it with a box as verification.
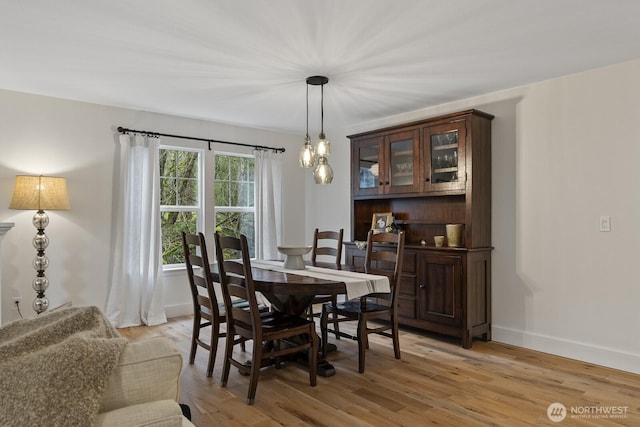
[0,306,195,426]
[97,336,195,427]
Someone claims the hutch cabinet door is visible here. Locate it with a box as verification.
[351,135,384,197]
[384,129,420,194]
[421,121,467,193]
[417,253,463,327]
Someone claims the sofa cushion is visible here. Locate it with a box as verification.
[100,336,183,412]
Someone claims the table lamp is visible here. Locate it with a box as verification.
[9,175,70,314]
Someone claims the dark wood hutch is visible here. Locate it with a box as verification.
[345,109,493,348]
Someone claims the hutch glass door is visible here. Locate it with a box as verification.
[423,122,466,192]
[353,136,382,196]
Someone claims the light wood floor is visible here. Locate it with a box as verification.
[119,315,639,426]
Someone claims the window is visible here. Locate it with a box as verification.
[158,148,255,266]
[159,146,202,265]
[214,153,256,257]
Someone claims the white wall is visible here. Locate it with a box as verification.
[0,90,305,323]
[306,58,640,374]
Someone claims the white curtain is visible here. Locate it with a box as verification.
[106,134,166,327]
[254,149,283,260]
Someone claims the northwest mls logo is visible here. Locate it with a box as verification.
[547,402,567,422]
[547,402,629,422]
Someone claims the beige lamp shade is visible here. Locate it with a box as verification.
[9,175,71,211]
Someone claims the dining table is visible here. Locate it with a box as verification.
[248,260,390,315]
[212,259,390,377]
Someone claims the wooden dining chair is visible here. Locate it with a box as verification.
[320,230,405,373]
[181,231,249,377]
[214,232,318,405]
[308,229,344,332]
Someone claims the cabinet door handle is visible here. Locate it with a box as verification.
[424,178,430,182]
[419,283,426,289]
[378,181,384,186]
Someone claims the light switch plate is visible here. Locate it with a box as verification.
[599,215,611,232]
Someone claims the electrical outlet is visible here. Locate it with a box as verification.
[12,297,22,310]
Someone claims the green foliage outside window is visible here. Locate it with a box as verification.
[161,211,197,264]
[214,155,254,207]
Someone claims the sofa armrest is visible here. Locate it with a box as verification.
[99,336,183,413]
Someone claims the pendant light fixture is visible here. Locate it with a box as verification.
[303,75,333,184]
[299,82,315,168]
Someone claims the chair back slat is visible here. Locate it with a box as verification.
[311,228,344,266]
[196,294,212,310]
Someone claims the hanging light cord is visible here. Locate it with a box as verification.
[320,84,324,134]
[306,83,309,137]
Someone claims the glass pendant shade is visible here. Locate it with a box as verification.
[313,156,334,184]
[315,132,331,156]
[299,134,315,168]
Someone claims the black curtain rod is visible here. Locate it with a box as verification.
[116,126,286,153]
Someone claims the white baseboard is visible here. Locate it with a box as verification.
[165,303,193,319]
[492,326,640,375]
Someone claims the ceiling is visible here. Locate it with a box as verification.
[2,0,640,135]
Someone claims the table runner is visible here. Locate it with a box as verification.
[251,260,390,300]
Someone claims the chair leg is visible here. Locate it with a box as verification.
[220,331,234,387]
[247,339,262,405]
[189,315,199,364]
[357,316,367,373]
[320,305,329,358]
[331,294,340,340]
[309,330,318,387]
[207,323,219,377]
[274,339,282,368]
[392,314,401,360]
